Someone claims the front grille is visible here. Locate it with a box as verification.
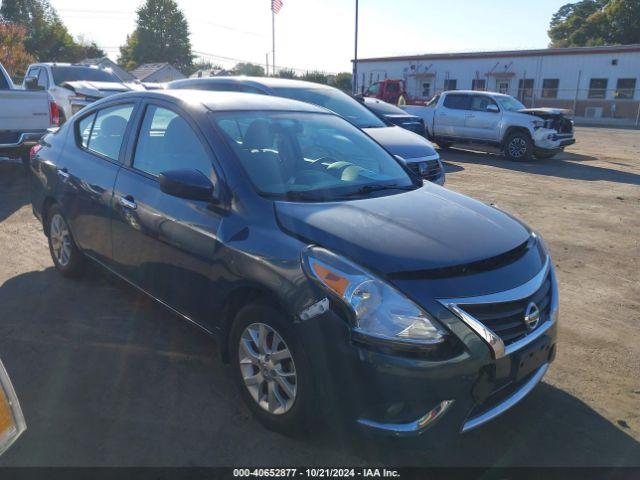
[407,159,442,182]
[457,273,552,346]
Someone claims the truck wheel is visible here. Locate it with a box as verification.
[436,141,453,150]
[230,300,316,435]
[504,132,533,161]
[534,149,557,160]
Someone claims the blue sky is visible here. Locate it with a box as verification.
[50,0,569,73]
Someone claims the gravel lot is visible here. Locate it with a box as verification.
[0,126,638,466]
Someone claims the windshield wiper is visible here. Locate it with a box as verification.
[338,183,416,198]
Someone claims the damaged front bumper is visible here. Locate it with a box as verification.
[533,128,575,152]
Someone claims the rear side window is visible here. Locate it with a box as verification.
[75,104,134,162]
[443,94,471,110]
[133,105,213,178]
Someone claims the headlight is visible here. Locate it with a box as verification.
[532,231,549,256]
[532,119,545,130]
[302,246,445,345]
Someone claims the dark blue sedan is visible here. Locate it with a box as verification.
[29,90,558,439]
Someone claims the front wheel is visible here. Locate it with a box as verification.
[47,206,84,277]
[230,301,315,435]
[504,132,533,161]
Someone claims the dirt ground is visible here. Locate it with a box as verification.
[0,126,638,466]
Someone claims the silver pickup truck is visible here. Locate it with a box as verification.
[405,90,575,161]
[0,62,56,163]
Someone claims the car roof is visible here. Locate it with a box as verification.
[169,76,336,91]
[443,90,509,97]
[108,89,332,114]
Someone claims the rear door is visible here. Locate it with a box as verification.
[58,101,138,264]
[464,95,502,141]
[433,93,471,138]
[110,100,224,327]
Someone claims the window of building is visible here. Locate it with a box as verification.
[615,78,636,99]
[422,82,431,98]
[471,79,486,91]
[518,79,534,100]
[443,93,471,110]
[497,80,510,95]
[443,79,457,91]
[542,79,559,99]
[134,105,213,178]
[588,78,608,99]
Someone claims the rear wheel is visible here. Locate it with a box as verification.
[47,205,84,277]
[504,132,533,161]
[230,301,315,435]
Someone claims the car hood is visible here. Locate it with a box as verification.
[363,125,436,159]
[61,81,146,97]
[275,185,531,275]
[518,107,572,118]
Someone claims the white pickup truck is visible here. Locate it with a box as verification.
[0,62,57,163]
[405,90,576,161]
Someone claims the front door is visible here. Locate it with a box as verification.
[111,101,224,327]
[465,95,502,141]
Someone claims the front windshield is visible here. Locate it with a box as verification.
[272,87,386,129]
[496,95,526,112]
[51,67,121,85]
[213,111,415,201]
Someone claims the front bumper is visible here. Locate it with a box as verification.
[299,262,558,439]
[533,128,575,151]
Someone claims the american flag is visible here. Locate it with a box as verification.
[271,0,283,14]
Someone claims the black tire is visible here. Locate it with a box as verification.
[230,300,315,435]
[504,132,533,161]
[534,149,557,160]
[436,141,453,150]
[46,205,85,277]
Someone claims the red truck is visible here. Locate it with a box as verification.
[363,79,426,106]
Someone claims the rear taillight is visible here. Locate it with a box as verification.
[29,144,43,161]
[49,101,60,126]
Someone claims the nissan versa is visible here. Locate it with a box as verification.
[29,90,558,439]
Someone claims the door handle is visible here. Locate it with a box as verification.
[119,195,137,210]
[57,168,69,181]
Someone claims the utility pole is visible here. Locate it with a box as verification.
[266,53,270,76]
[352,0,359,94]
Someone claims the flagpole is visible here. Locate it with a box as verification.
[352,0,359,94]
[272,8,276,75]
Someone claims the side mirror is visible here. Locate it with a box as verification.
[486,104,499,113]
[159,168,214,201]
[24,76,41,91]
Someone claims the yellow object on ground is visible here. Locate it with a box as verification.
[0,359,26,456]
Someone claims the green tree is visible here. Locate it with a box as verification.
[548,0,640,47]
[274,68,297,78]
[0,0,101,62]
[301,70,328,84]
[331,72,352,92]
[232,62,265,76]
[118,0,194,73]
[0,22,35,79]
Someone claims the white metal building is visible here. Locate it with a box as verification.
[354,45,640,122]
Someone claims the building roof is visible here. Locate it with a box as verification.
[130,63,178,81]
[354,44,640,64]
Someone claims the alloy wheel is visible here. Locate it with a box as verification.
[50,213,72,267]
[238,322,297,415]
[508,137,528,158]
